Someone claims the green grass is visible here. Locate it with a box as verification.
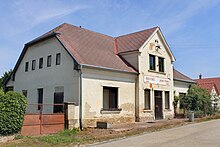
[38,129,79,145]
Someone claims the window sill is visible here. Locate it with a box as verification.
[165,109,172,111]
[148,70,166,75]
[143,109,153,113]
[100,108,122,114]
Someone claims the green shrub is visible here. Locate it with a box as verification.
[0,91,27,135]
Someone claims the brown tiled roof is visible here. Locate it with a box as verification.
[116,27,158,53]
[196,78,220,95]
[31,23,137,73]
[173,69,195,83]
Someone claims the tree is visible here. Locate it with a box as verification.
[186,84,212,115]
[0,69,12,89]
[173,94,179,117]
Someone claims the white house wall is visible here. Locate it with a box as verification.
[81,67,136,127]
[12,37,80,113]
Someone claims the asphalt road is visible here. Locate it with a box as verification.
[91,119,220,147]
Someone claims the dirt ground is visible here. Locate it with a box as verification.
[1,115,220,146]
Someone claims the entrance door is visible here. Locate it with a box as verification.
[155,91,163,120]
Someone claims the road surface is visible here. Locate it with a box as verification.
[91,119,220,147]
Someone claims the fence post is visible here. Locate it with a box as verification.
[64,102,76,129]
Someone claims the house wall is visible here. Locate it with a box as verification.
[137,31,174,121]
[120,51,139,70]
[10,37,80,114]
[81,67,137,127]
[173,80,191,96]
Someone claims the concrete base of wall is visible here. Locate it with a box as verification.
[83,116,135,127]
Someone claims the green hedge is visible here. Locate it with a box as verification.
[0,91,27,135]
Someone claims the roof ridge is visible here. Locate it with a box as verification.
[116,26,158,38]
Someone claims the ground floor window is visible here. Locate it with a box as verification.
[22,90,27,97]
[54,92,64,113]
[144,89,151,110]
[38,88,43,110]
[103,87,118,110]
[165,91,170,109]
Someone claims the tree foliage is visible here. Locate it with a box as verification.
[0,91,27,135]
[185,84,212,115]
[0,69,12,89]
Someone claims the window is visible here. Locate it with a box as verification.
[22,90,27,97]
[38,88,43,110]
[158,57,164,72]
[165,91,170,109]
[47,55,52,67]
[144,89,151,110]
[25,62,29,72]
[103,87,118,110]
[39,58,43,69]
[149,54,156,70]
[32,60,36,70]
[56,53,61,65]
[54,92,64,113]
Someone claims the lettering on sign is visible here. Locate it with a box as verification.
[144,76,169,86]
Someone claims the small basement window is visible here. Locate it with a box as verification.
[103,87,118,110]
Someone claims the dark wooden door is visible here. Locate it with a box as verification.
[155,91,163,120]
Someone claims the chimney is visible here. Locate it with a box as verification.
[199,74,202,79]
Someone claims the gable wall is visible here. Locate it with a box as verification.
[13,37,80,113]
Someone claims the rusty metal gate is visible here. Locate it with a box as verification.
[21,104,65,136]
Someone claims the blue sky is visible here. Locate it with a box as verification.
[0,0,220,79]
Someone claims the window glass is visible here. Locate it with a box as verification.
[25,62,29,72]
[144,89,151,110]
[47,55,52,67]
[149,55,155,70]
[56,53,61,65]
[165,91,170,109]
[38,88,43,110]
[158,57,164,72]
[39,58,43,69]
[103,87,118,110]
[32,60,36,70]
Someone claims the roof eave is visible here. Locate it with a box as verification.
[174,78,196,83]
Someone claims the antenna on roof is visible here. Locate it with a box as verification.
[199,74,202,79]
[79,26,82,28]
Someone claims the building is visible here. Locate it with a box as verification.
[4,23,192,127]
[196,76,220,108]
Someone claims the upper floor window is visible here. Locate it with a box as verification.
[149,54,156,70]
[32,60,36,70]
[47,55,52,67]
[56,53,61,65]
[39,58,43,69]
[158,57,164,72]
[25,62,29,72]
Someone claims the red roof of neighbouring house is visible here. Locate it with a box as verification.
[173,69,195,83]
[196,78,220,95]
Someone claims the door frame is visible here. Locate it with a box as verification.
[154,90,163,120]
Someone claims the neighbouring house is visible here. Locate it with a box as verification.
[4,23,193,128]
[173,69,196,113]
[196,76,220,108]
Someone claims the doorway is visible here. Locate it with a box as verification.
[155,90,163,120]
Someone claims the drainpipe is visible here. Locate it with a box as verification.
[79,66,83,131]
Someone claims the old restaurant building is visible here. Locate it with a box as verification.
[4,23,193,127]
